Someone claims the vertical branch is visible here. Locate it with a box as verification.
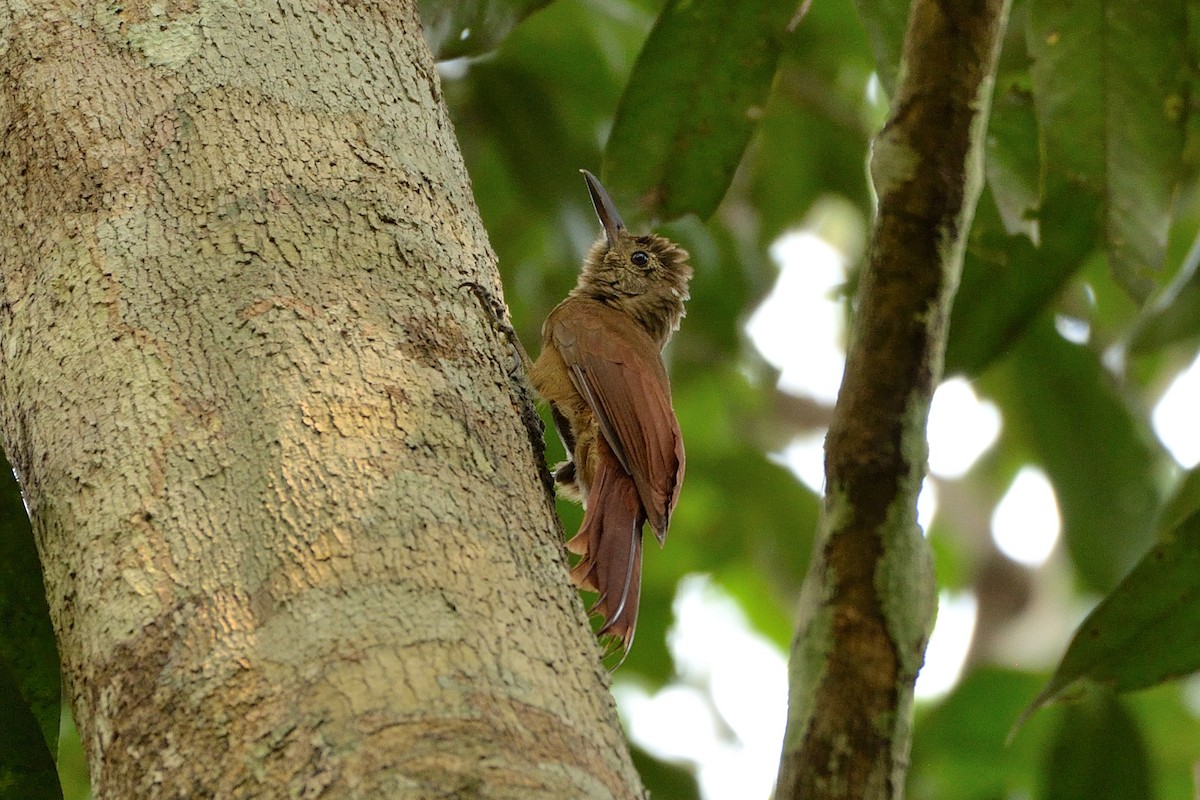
[776,1,1010,798]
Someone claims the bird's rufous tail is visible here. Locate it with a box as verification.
[566,446,645,660]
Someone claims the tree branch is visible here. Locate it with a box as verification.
[775,1,1010,797]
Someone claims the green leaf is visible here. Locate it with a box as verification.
[848,0,909,96]
[748,0,876,240]
[1127,682,1200,800]
[946,188,1099,377]
[603,0,802,221]
[1129,236,1200,354]
[0,458,60,755]
[908,669,1054,800]
[458,60,600,215]
[747,81,873,243]
[1159,466,1200,535]
[1030,509,1200,713]
[985,79,1039,242]
[1026,0,1189,300]
[985,320,1168,593]
[1039,690,1153,800]
[0,661,61,800]
[418,0,552,60]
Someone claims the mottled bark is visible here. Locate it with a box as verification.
[0,1,642,798]
[776,1,1010,798]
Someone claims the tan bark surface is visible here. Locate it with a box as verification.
[0,1,642,797]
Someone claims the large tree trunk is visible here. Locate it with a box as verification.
[0,2,643,797]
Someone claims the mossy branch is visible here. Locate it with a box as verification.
[775,1,1011,797]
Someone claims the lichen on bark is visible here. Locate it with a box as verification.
[0,2,643,797]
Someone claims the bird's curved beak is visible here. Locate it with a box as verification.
[581,170,626,246]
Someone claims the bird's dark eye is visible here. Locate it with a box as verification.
[630,251,650,268]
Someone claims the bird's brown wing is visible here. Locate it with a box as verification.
[548,302,684,542]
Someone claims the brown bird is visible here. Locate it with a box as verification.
[529,170,692,659]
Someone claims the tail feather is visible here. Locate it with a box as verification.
[565,452,645,658]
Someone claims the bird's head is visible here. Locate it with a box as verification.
[574,170,692,315]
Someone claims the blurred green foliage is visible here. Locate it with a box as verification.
[0,458,61,800]
[7,0,1200,796]
[438,0,1200,796]
[602,0,800,220]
